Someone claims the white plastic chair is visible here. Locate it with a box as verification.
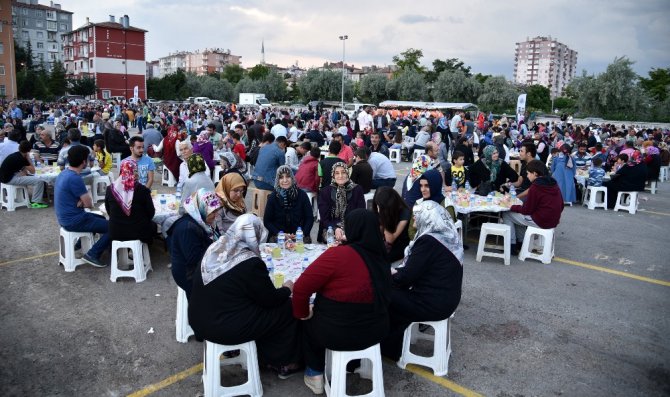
[613,191,638,214]
[0,184,31,211]
[58,228,97,272]
[582,185,607,210]
[176,287,194,343]
[161,167,176,187]
[389,148,401,163]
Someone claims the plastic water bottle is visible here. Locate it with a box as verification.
[295,227,304,253]
[451,180,457,192]
[465,180,471,192]
[470,194,476,207]
[510,185,517,202]
[277,230,286,253]
[175,185,182,203]
[302,257,309,272]
[326,226,335,246]
[266,257,274,276]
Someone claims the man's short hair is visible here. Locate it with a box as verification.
[526,160,547,177]
[261,133,275,143]
[231,132,240,141]
[593,157,603,167]
[8,130,21,142]
[234,124,244,130]
[309,146,321,158]
[521,142,537,158]
[67,145,90,167]
[300,142,312,151]
[19,140,32,153]
[207,123,216,130]
[275,136,288,146]
[328,140,342,155]
[355,148,368,160]
[129,135,144,146]
[67,128,81,142]
[578,142,587,148]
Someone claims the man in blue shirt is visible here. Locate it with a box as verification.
[126,136,155,188]
[55,145,110,268]
[252,135,286,190]
[9,101,23,119]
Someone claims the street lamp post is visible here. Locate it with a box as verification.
[339,35,348,109]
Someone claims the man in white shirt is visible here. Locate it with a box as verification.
[0,130,21,166]
[449,111,462,138]
[270,120,288,138]
[368,150,397,188]
[357,107,372,131]
[287,119,299,143]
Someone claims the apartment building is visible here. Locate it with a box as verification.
[513,36,578,98]
[0,0,17,98]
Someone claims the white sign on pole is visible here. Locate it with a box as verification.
[516,94,527,122]
[133,85,139,103]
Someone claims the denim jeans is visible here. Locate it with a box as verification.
[253,179,274,191]
[64,213,111,259]
[372,178,397,189]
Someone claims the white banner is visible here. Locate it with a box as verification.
[516,93,527,122]
[133,85,139,102]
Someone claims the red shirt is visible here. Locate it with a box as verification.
[233,143,246,161]
[292,245,373,319]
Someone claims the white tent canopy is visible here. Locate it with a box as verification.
[378,101,478,111]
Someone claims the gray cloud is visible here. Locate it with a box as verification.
[398,15,439,24]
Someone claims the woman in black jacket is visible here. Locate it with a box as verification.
[105,160,156,244]
[603,150,648,208]
[263,165,314,243]
[104,122,131,159]
[469,145,519,194]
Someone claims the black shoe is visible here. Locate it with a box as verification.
[277,364,302,380]
[82,253,107,268]
[511,242,521,255]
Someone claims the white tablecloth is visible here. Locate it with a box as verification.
[99,193,179,223]
[446,192,518,215]
[259,243,328,282]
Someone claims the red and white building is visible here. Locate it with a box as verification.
[63,15,147,100]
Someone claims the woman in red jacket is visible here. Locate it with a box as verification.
[502,160,563,254]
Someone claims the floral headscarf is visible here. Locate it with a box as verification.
[330,162,356,222]
[187,153,207,178]
[627,150,642,166]
[110,159,137,216]
[183,188,223,239]
[220,151,248,175]
[196,130,209,144]
[646,145,660,156]
[200,214,268,285]
[410,154,431,181]
[483,145,502,182]
[409,200,463,265]
[274,165,299,209]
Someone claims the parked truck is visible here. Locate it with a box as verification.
[239,93,271,109]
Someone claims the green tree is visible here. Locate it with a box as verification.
[386,69,426,100]
[296,69,353,101]
[248,64,271,80]
[426,58,472,82]
[199,75,234,101]
[553,97,576,113]
[477,76,519,113]
[146,69,190,99]
[359,73,388,104]
[257,72,287,101]
[639,67,670,101]
[473,73,492,84]
[234,77,261,100]
[392,48,426,75]
[69,76,97,97]
[524,84,551,112]
[431,70,482,102]
[48,61,68,97]
[222,64,245,85]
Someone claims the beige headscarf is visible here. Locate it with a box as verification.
[215,172,247,214]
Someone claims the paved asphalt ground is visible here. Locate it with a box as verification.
[1,141,669,396]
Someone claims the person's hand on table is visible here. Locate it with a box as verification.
[282,280,294,292]
[335,227,346,242]
[300,305,314,320]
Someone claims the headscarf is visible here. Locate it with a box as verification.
[273,165,299,209]
[196,130,209,144]
[330,162,356,222]
[215,172,247,214]
[410,200,463,265]
[431,132,442,144]
[627,150,642,166]
[418,169,445,203]
[483,145,502,182]
[560,144,574,168]
[438,116,448,130]
[187,153,207,178]
[646,145,660,156]
[200,213,268,286]
[110,159,137,216]
[344,209,391,311]
[220,151,248,175]
[183,188,223,239]
[410,154,431,181]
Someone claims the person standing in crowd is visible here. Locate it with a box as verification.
[295,146,321,193]
[252,135,287,191]
[141,123,163,157]
[350,148,373,194]
[318,140,342,189]
[373,186,411,262]
[550,144,577,204]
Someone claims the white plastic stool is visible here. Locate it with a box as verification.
[0,184,31,211]
[646,180,657,195]
[176,287,194,343]
[397,314,454,376]
[306,191,319,220]
[518,226,555,264]
[582,185,607,210]
[110,240,153,282]
[203,340,263,397]
[92,172,113,202]
[58,228,97,272]
[476,223,511,266]
[111,153,122,169]
[454,219,463,244]
[660,166,668,182]
[161,167,176,187]
[389,148,401,164]
[212,165,223,184]
[364,191,375,210]
[325,343,385,397]
[613,191,638,214]
[412,149,426,162]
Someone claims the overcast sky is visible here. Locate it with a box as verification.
[60,0,669,78]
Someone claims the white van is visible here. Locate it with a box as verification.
[193,97,210,105]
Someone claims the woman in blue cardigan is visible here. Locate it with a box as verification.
[264,165,315,243]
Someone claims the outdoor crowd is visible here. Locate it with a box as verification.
[0,97,668,394]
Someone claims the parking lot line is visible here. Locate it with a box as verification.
[404,364,485,397]
[126,363,203,397]
[553,256,670,287]
[640,209,670,217]
[0,251,58,267]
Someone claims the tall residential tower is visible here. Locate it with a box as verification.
[513,36,577,98]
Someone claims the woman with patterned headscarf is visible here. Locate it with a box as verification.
[218,151,248,184]
[180,153,215,212]
[401,154,433,208]
[167,189,223,299]
[215,173,247,234]
[189,214,302,379]
[469,145,519,195]
[381,200,463,362]
[317,162,365,243]
[263,165,314,243]
[104,159,156,244]
[192,130,215,176]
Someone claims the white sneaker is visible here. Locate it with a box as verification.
[304,374,324,395]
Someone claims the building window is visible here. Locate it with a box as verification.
[0,43,4,54]
[37,42,44,49]
[90,59,93,68]
[36,10,43,17]
[22,30,29,37]
[22,19,28,27]
[59,24,67,31]
[47,21,57,30]
[22,8,28,15]
[102,90,111,99]
[60,14,68,21]
[0,85,6,97]
[37,31,43,39]
[46,11,55,19]
[0,65,5,75]
[36,20,44,28]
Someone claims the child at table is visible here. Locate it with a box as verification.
[93,139,112,176]
[587,157,606,187]
[444,150,469,191]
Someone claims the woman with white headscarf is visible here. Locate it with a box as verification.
[188,214,302,379]
[381,200,463,362]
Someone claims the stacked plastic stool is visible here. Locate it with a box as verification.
[613,191,638,214]
[0,184,31,211]
[110,240,153,282]
[202,340,263,397]
[582,185,607,210]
